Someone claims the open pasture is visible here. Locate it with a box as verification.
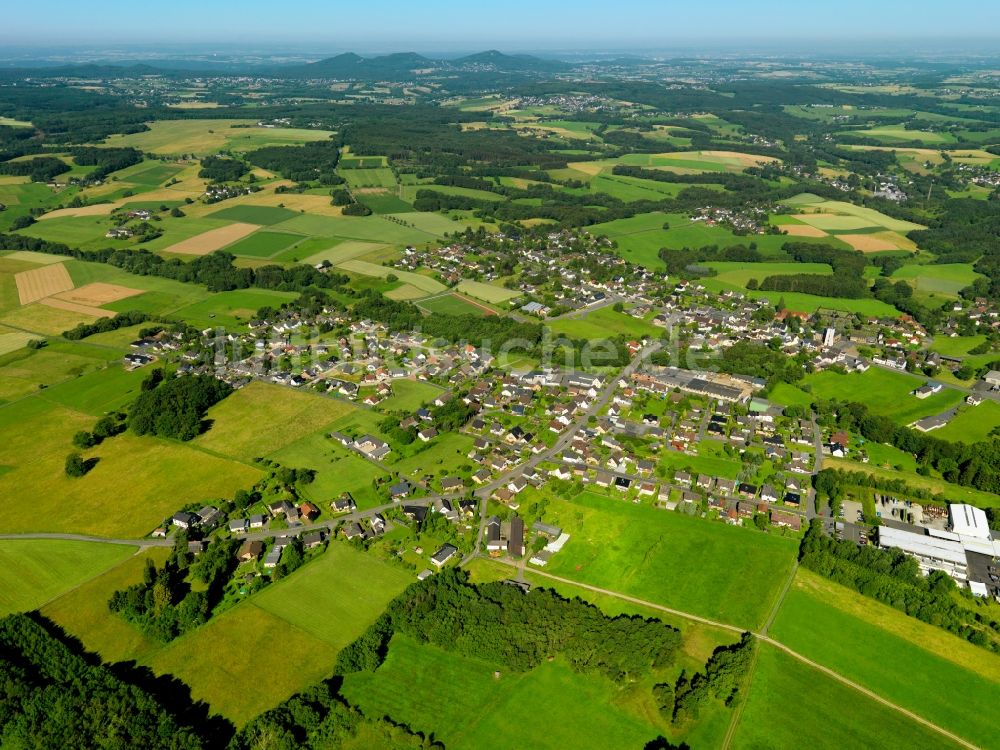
[15,262,74,304]
[0,300,101,335]
[195,382,356,461]
[342,635,663,750]
[162,222,258,255]
[0,540,135,616]
[804,367,964,425]
[731,644,965,750]
[270,431,388,509]
[341,167,397,189]
[892,263,981,296]
[167,288,296,328]
[141,543,409,726]
[0,397,261,537]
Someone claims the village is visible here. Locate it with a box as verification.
[118,229,1000,604]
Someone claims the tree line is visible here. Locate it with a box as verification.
[799,519,1000,650]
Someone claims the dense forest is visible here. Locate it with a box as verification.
[0,613,204,749]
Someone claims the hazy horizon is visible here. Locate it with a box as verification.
[4,0,1000,52]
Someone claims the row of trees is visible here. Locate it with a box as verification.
[816,399,1000,495]
[799,519,1000,650]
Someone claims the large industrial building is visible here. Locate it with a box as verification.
[877,504,1000,597]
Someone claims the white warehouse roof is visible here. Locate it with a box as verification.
[949,504,991,540]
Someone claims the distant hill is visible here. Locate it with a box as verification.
[452,50,568,73]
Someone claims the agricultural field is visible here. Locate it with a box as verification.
[768,569,1000,749]
[101,119,335,156]
[195,382,356,461]
[543,491,798,630]
[0,540,136,615]
[162,222,258,255]
[221,230,304,258]
[731,644,966,750]
[206,204,300,226]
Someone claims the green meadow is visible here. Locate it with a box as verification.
[544,491,798,630]
[342,635,663,750]
[731,644,965,750]
[803,368,964,425]
[0,540,136,615]
[768,570,1000,749]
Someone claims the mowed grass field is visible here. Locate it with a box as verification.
[544,491,798,630]
[731,644,966,750]
[195,382,357,461]
[417,292,494,317]
[0,540,136,615]
[934,400,1000,442]
[803,367,964,425]
[768,569,1000,749]
[342,635,662,750]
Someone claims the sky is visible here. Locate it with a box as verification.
[3,0,1000,51]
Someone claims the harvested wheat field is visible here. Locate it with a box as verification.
[15,263,74,304]
[840,234,901,252]
[53,283,143,306]
[700,150,779,167]
[163,223,258,255]
[38,204,115,221]
[782,224,828,238]
[39,298,113,318]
